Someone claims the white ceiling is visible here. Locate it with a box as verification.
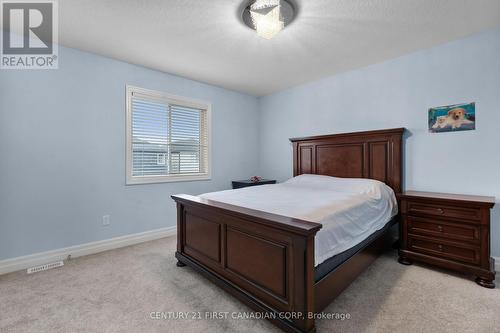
[60,0,500,96]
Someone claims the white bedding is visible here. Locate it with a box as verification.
[199,174,397,266]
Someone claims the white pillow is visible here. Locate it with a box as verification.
[284,174,389,197]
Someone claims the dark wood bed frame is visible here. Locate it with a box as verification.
[172,128,405,333]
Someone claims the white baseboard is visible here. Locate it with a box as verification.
[1,228,496,276]
[0,226,176,276]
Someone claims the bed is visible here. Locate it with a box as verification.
[172,128,405,333]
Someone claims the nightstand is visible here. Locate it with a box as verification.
[232,179,276,189]
[398,191,496,288]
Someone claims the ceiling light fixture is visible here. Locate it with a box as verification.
[242,0,296,39]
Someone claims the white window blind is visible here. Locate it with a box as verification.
[126,86,211,184]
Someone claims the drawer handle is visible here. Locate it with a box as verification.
[438,244,444,251]
[437,225,443,232]
[411,207,444,214]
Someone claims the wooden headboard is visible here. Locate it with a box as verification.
[290,128,405,194]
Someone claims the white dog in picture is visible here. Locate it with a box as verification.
[432,108,474,130]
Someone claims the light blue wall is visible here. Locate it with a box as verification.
[0,46,260,260]
[258,28,500,257]
[2,28,500,261]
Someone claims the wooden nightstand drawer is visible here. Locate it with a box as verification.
[408,235,480,265]
[407,216,480,243]
[399,191,495,288]
[407,201,481,221]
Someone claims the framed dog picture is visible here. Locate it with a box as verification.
[428,102,476,133]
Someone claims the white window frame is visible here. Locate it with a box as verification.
[126,85,212,185]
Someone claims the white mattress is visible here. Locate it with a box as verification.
[199,174,397,266]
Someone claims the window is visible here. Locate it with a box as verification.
[156,153,166,166]
[126,86,211,184]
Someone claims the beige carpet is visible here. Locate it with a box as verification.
[1,236,499,333]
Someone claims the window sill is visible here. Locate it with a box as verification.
[126,174,211,185]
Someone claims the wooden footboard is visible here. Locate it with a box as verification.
[172,194,322,333]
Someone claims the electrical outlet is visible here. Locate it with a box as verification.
[102,214,110,226]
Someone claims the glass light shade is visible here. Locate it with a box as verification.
[249,1,284,39]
